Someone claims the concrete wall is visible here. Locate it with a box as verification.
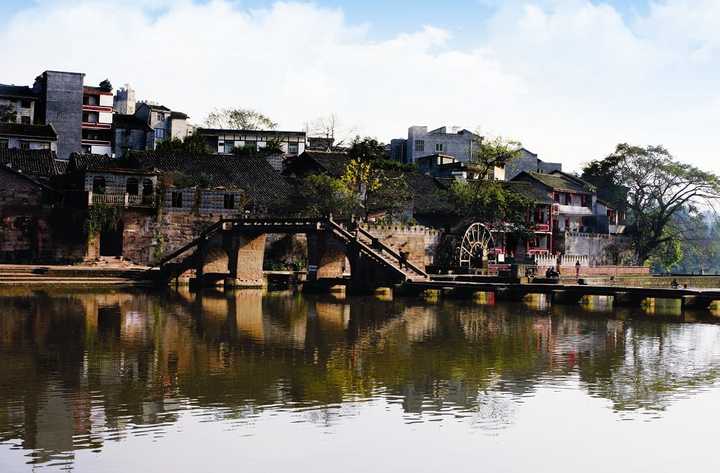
[563,232,633,266]
[39,71,84,160]
[407,126,476,163]
[0,97,36,124]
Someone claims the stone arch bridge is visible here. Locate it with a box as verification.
[151,217,429,293]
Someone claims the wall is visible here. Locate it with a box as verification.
[360,224,442,269]
[0,97,35,124]
[563,232,633,266]
[39,71,84,160]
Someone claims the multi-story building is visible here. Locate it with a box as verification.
[0,123,57,152]
[112,114,154,158]
[194,128,306,156]
[113,84,136,115]
[390,126,481,164]
[0,84,38,124]
[32,71,85,160]
[134,102,190,147]
[504,148,562,181]
[415,153,505,180]
[81,85,114,155]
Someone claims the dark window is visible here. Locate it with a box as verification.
[20,99,31,108]
[244,141,256,150]
[223,194,235,210]
[171,191,183,208]
[565,193,571,205]
[126,177,139,195]
[287,143,299,154]
[19,141,30,150]
[0,139,8,149]
[155,128,165,140]
[92,176,106,194]
[414,140,425,152]
[142,179,154,196]
[223,141,235,153]
[435,143,443,152]
[20,115,30,124]
[553,192,560,203]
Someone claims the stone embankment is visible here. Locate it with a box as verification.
[0,264,153,287]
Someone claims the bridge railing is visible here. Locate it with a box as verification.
[355,226,428,278]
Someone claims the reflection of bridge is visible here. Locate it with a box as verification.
[402,280,720,310]
[151,217,429,293]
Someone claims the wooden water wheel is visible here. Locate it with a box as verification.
[457,222,495,269]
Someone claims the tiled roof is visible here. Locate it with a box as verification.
[169,111,188,120]
[514,171,594,193]
[0,84,36,98]
[113,113,152,131]
[404,171,454,215]
[285,150,352,178]
[0,123,57,140]
[505,181,553,204]
[132,151,292,207]
[0,148,59,178]
[67,153,114,173]
[54,159,68,174]
[139,103,171,112]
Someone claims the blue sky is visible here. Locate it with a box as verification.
[1,0,719,172]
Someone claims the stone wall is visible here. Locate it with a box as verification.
[360,224,442,269]
[563,232,634,265]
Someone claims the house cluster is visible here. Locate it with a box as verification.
[0,69,628,268]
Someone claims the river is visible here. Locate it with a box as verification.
[1,288,720,472]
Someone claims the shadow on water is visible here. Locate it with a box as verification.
[1,288,720,466]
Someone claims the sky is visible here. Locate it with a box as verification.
[1,0,719,172]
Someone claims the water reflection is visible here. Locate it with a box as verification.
[1,289,720,469]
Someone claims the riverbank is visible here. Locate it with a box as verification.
[0,263,153,287]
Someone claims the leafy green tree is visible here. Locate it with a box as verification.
[205,108,277,130]
[297,174,358,218]
[582,144,720,264]
[155,134,210,154]
[468,135,522,179]
[348,136,387,161]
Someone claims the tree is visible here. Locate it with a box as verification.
[306,113,338,139]
[468,135,522,179]
[205,108,277,130]
[348,136,387,162]
[0,104,17,123]
[155,134,210,154]
[582,144,720,264]
[297,174,358,218]
[99,79,112,92]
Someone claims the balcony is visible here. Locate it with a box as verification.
[88,192,155,208]
[554,203,593,216]
[533,223,551,233]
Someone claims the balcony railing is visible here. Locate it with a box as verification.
[88,192,155,208]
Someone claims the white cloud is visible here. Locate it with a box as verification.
[2,0,720,172]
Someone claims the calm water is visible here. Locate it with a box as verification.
[2,289,720,472]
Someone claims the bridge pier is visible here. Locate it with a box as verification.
[225,232,266,288]
[613,292,646,307]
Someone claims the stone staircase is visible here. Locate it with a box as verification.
[0,264,153,286]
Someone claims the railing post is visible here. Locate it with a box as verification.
[124,193,129,208]
[88,191,93,205]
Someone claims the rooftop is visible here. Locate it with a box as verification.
[0,148,60,178]
[514,170,595,194]
[284,150,352,178]
[196,128,306,137]
[0,123,57,140]
[0,84,37,99]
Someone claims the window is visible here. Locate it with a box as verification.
[435,143,444,152]
[553,192,560,203]
[92,176,106,194]
[565,193,571,205]
[126,177,139,196]
[142,179,154,196]
[156,112,165,121]
[21,115,30,124]
[19,141,30,150]
[154,128,165,141]
[20,99,31,109]
[287,143,299,154]
[244,141,256,151]
[171,192,183,208]
[224,141,235,153]
[224,194,235,210]
[414,140,425,152]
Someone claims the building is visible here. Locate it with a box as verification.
[134,103,190,147]
[415,153,505,181]
[81,85,114,155]
[510,170,626,262]
[391,126,481,164]
[0,84,38,124]
[0,148,62,183]
[504,148,562,181]
[112,114,153,158]
[113,84,136,115]
[0,123,57,152]
[32,71,85,160]
[195,128,306,156]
